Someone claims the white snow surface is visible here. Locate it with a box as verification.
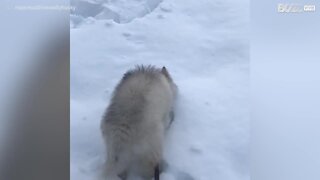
[71,0,249,180]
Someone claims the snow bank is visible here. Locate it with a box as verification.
[71,0,162,24]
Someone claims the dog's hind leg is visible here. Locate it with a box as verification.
[154,164,160,180]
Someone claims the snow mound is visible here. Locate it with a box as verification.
[71,0,162,24]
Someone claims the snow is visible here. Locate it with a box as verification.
[70,0,249,180]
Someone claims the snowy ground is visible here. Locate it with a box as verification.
[70,0,249,180]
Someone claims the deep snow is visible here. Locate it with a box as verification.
[71,0,249,179]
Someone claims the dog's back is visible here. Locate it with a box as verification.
[101,65,176,180]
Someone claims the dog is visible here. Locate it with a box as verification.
[101,65,177,180]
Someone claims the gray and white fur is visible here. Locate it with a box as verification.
[101,65,177,180]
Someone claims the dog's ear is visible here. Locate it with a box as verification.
[161,66,171,79]
[161,66,168,74]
